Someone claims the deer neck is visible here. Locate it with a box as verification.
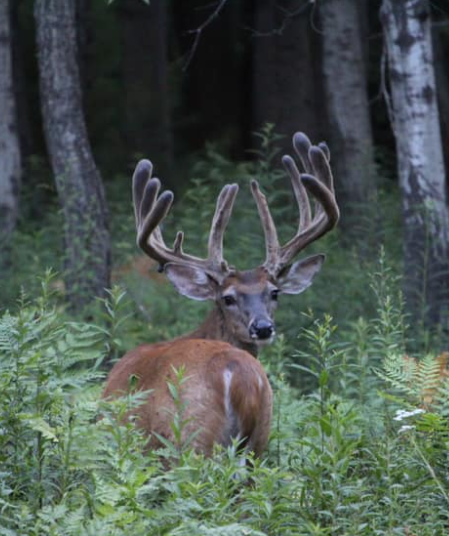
[184,307,259,358]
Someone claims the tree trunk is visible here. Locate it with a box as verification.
[75,0,91,95]
[381,0,449,326]
[174,1,249,158]
[0,0,22,250]
[432,24,449,178]
[11,0,34,159]
[118,0,173,184]
[252,0,325,151]
[34,0,111,311]
[319,0,376,234]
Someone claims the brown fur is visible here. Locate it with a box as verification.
[103,339,272,456]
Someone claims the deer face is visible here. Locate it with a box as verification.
[218,268,279,345]
[165,254,324,346]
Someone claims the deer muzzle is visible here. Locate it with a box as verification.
[249,318,275,341]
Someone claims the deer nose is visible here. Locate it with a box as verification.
[249,319,274,340]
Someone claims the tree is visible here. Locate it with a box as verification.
[118,0,173,182]
[34,0,111,311]
[432,24,449,175]
[252,0,325,150]
[381,0,449,327]
[319,0,376,234]
[0,0,22,250]
[11,0,34,159]
[174,0,248,158]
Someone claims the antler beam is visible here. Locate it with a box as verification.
[132,159,238,280]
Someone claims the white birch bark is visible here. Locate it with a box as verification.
[320,0,375,233]
[381,0,449,324]
[0,0,22,243]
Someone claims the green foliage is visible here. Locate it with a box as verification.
[3,132,449,534]
[153,365,204,461]
[3,254,449,534]
[96,285,134,364]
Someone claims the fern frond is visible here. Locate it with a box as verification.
[376,353,418,397]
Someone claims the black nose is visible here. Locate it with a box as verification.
[250,319,274,340]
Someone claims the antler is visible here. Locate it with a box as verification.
[251,132,339,276]
[132,159,238,281]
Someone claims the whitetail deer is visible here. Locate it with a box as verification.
[103,132,339,457]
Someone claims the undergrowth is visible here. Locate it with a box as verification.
[1,257,449,535]
[1,131,448,534]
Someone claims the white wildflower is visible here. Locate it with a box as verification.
[398,425,416,434]
[393,408,425,421]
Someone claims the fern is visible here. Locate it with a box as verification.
[435,377,449,418]
[168,522,267,535]
[377,352,418,397]
[378,352,449,410]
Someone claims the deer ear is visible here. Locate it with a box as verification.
[164,263,217,301]
[277,254,325,295]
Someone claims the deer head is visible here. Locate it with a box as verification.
[132,132,339,354]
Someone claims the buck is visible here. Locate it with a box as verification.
[103,132,339,457]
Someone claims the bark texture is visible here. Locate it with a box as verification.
[119,0,173,183]
[11,0,34,158]
[319,0,375,232]
[252,0,325,150]
[0,0,22,246]
[75,0,91,94]
[381,0,449,325]
[34,0,111,311]
[432,25,449,177]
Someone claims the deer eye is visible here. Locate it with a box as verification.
[270,289,279,301]
[222,295,237,307]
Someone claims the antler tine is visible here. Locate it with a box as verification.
[310,145,333,191]
[305,145,334,221]
[293,132,313,174]
[282,155,312,230]
[293,133,325,219]
[138,186,174,261]
[132,159,153,227]
[251,180,280,274]
[207,184,239,270]
[139,177,161,231]
[318,141,331,162]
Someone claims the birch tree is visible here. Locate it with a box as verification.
[35,0,111,311]
[433,25,449,175]
[319,0,375,234]
[381,0,449,326]
[0,0,22,248]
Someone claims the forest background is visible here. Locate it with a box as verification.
[2,1,449,534]
[2,0,449,330]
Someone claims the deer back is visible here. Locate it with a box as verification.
[103,339,272,456]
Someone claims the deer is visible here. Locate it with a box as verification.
[103,132,339,458]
